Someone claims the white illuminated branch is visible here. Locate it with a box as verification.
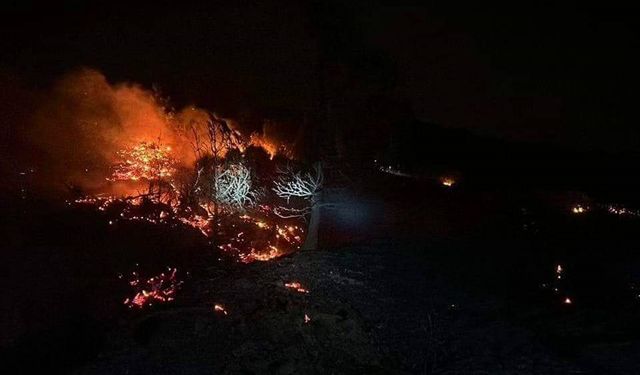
[272,164,323,219]
[214,162,258,211]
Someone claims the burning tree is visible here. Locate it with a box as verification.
[178,112,244,162]
[272,162,323,250]
[177,113,246,217]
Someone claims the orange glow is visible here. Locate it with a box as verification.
[248,124,295,160]
[571,205,587,214]
[123,267,182,309]
[240,245,284,263]
[249,133,278,160]
[30,69,302,195]
[57,70,306,265]
[110,141,176,182]
[218,214,305,263]
[276,224,303,245]
[240,215,271,229]
[178,214,211,237]
[441,177,455,187]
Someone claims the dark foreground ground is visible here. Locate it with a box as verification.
[2,172,640,374]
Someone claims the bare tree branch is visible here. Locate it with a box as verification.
[214,162,259,211]
[272,164,323,203]
[272,164,323,218]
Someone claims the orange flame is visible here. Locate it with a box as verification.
[249,133,278,160]
[110,141,176,182]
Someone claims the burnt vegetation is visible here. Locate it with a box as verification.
[2,3,640,374]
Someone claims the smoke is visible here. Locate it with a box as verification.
[24,68,203,193]
[0,68,300,196]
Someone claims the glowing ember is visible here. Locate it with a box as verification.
[240,214,271,229]
[214,304,228,315]
[564,297,572,304]
[240,245,284,263]
[123,267,183,309]
[76,195,303,264]
[441,177,455,187]
[284,281,309,294]
[218,213,304,263]
[72,195,121,211]
[178,214,211,236]
[571,205,587,214]
[304,314,311,324]
[276,225,303,245]
[110,141,176,182]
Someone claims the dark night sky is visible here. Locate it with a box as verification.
[1,2,639,152]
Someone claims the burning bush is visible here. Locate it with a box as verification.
[56,70,314,263]
[110,141,176,183]
[73,134,308,263]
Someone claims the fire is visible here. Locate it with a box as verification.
[571,205,587,214]
[564,297,572,304]
[75,180,304,265]
[276,225,303,245]
[123,267,183,309]
[217,213,304,263]
[110,141,176,182]
[240,245,284,263]
[249,133,278,160]
[285,281,309,294]
[72,194,120,211]
[59,71,307,265]
[441,177,455,187]
[304,314,311,324]
[240,215,271,229]
[248,124,294,160]
[178,214,211,237]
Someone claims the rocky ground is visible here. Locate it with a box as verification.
[75,238,593,375]
[4,175,640,374]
